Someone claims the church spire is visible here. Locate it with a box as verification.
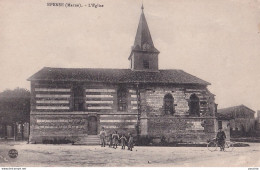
[129,5,160,71]
[132,4,159,53]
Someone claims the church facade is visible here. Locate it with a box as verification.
[28,6,218,144]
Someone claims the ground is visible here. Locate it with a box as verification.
[0,141,260,167]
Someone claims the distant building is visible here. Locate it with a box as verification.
[216,113,233,141]
[28,5,218,144]
[218,105,255,137]
[256,110,260,131]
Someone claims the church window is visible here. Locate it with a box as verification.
[73,85,85,111]
[189,94,200,116]
[164,93,174,115]
[118,87,128,111]
[143,60,149,69]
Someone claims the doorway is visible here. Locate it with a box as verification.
[88,116,97,135]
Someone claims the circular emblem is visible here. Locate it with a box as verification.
[8,149,18,159]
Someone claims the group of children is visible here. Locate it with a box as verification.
[99,127,134,151]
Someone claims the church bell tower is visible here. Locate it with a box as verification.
[129,4,160,71]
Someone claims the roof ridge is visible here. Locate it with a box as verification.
[218,105,255,113]
[43,67,131,70]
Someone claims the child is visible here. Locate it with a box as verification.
[112,131,119,149]
[120,134,127,150]
[108,134,113,148]
[128,133,134,151]
[99,127,107,147]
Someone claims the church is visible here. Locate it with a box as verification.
[28,5,218,144]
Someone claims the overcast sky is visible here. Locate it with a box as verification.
[0,0,260,112]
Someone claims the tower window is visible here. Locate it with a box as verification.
[143,60,149,69]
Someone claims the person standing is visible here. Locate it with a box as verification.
[120,134,127,150]
[216,128,226,151]
[112,131,119,149]
[99,127,107,147]
[128,133,134,151]
[108,134,113,147]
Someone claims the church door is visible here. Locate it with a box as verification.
[88,116,97,135]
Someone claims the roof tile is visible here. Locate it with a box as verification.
[28,67,210,85]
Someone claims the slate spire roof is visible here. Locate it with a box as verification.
[132,4,159,53]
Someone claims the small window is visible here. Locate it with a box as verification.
[143,60,149,69]
[164,93,175,115]
[118,88,128,111]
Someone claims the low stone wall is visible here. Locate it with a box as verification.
[146,117,216,143]
[30,113,88,143]
[30,112,139,144]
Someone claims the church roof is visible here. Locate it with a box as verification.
[131,5,159,53]
[28,67,210,85]
[218,105,255,114]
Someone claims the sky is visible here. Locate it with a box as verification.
[0,0,260,112]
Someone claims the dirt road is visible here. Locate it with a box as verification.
[0,142,259,167]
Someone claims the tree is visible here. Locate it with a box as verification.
[0,88,30,124]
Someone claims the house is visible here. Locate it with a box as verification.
[256,110,260,133]
[218,105,255,137]
[27,5,218,144]
[216,112,233,141]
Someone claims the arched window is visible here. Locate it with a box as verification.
[164,93,174,115]
[189,94,200,116]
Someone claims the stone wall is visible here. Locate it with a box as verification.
[146,117,215,143]
[30,81,217,144]
[30,113,88,143]
[139,85,217,143]
[140,86,215,117]
[30,112,138,143]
